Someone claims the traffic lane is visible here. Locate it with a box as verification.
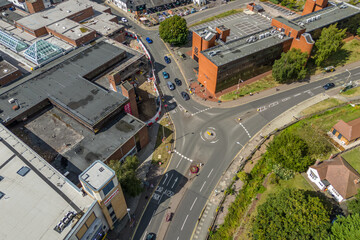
[133,169,188,240]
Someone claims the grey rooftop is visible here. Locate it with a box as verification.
[80,160,115,191]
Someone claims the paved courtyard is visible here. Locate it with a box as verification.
[190,12,271,41]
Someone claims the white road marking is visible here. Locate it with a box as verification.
[193,106,201,111]
[239,123,251,138]
[200,132,205,141]
[208,127,216,130]
[269,101,278,107]
[166,174,173,186]
[210,139,219,144]
[200,181,206,192]
[313,86,322,89]
[176,237,179,240]
[162,173,168,184]
[171,177,178,189]
[148,210,156,225]
[236,141,244,147]
[353,72,360,76]
[282,97,291,102]
[294,93,301,97]
[191,107,211,116]
[176,157,183,168]
[207,169,214,178]
[143,232,147,240]
[173,150,193,162]
[190,197,198,211]
[181,215,189,231]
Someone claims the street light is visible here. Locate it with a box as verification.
[237,79,242,91]
[345,69,352,86]
[127,208,131,221]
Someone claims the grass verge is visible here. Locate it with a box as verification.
[342,148,360,174]
[340,86,360,97]
[300,98,345,116]
[189,9,243,28]
[219,75,278,101]
[152,117,174,166]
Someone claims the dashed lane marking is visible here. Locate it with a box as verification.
[173,150,194,162]
[239,123,251,138]
[269,101,278,107]
[191,107,212,116]
[294,93,301,97]
[282,97,291,102]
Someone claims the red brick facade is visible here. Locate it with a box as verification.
[46,27,97,47]
[302,0,328,15]
[25,0,45,14]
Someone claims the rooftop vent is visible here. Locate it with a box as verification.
[99,167,104,172]
[17,166,30,177]
[0,176,3,181]
[8,98,14,104]
[67,10,71,13]
[63,26,66,29]
[315,15,320,20]
[339,4,347,9]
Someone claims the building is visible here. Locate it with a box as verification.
[8,0,51,12]
[192,0,360,95]
[307,155,360,202]
[0,58,22,86]
[0,40,149,179]
[331,117,360,145]
[0,125,127,239]
[0,0,14,11]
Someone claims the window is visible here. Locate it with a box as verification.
[102,180,115,197]
[111,215,117,223]
[332,129,337,135]
[338,134,342,140]
[110,211,116,218]
[309,171,317,180]
[17,166,30,176]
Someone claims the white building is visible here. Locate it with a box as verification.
[0,124,127,239]
[113,0,128,12]
[307,155,360,202]
[193,0,206,6]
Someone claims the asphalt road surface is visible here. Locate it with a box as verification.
[104,3,360,240]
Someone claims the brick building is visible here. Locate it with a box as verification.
[331,118,360,145]
[192,1,360,95]
[0,59,22,86]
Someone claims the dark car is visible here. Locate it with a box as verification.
[146,233,156,240]
[181,91,190,101]
[323,83,335,90]
[164,56,171,64]
[146,37,153,44]
[174,78,182,86]
[166,212,174,222]
[167,81,175,91]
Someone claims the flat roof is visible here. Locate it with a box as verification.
[273,16,304,31]
[16,0,110,30]
[294,3,360,33]
[82,14,124,36]
[47,19,94,41]
[0,41,128,127]
[80,161,114,190]
[0,124,94,240]
[0,60,18,78]
[201,28,291,67]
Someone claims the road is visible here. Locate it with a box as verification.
[105,3,360,240]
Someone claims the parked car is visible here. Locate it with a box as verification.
[174,78,182,86]
[181,91,190,100]
[164,56,171,64]
[324,66,335,72]
[191,8,196,13]
[146,37,153,44]
[162,71,169,79]
[121,17,128,22]
[146,233,156,240]
[323,83,335,90]
[200,6,208,11]
[167,81,175,91]
[166,212,174,222]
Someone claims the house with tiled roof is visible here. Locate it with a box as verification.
[331,118,360,145]
[307,155,360,202]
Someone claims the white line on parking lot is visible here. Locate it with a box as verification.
[190,197,198,211]
[181,215,189,231]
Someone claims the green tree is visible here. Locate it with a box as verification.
[252,188,331,240]
[236,171,250,183]
[347,189,360,214]
[272,48,308,83]
[108,156,143,197]
[329,214,360,240]
[314,24,346,66]
[266,131,314,172]
[357,27,360,36]
[159,15,188,46]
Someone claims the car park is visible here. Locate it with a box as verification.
[167,81,175,90]
[181,91,190,100]
[146,37,153,44]
[174,78,182,86]
[162,71,169,79]
[323,83,335,90]
[164,56,171,64]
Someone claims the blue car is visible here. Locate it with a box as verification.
[162,71,169,79]
[164,56,171,64]
[146,37,153,44]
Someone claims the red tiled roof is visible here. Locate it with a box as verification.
[311,155,360,199]
[333,118,360,141]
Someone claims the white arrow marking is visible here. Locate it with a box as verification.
[166,174,173,186]
[162,173,168,184]
[171,177,178,189]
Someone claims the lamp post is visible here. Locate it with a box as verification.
[237,79,242,91]
[345,69,352,86]
[127,208,131,220]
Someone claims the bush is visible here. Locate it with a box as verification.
[273,164,295,180]
[237,171,250,183]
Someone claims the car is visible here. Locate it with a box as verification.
[323,83,335,90]
[200,6,208,11]
[164,56,171,64]
[324,66,335,72]
[121,17,128,22]
[174,78,182,86]
[146,37,153,44]
[167,81,175,90]
[146,233,156,240]
[181,91,190,100]
[340,84,353,93]
[166,212,174,222]
[162,71,169,79]
[191,8,196,13]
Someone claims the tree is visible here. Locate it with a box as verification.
[347,189,360,214]
[357,26,360,37]
[329,214,360,240]
[266,131,314,172]
[237,171,250,183]
[159,15,188,46]
[314,24,346,66]
[108,156,143,197]
[272,48,308,83]
[252,188,331,240]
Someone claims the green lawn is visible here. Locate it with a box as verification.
[342,147,360,174]
[340,86,360,97]
[188,9,243,27]
[152,117,174,166]
[300,98,345,116]
[219,75,278,101]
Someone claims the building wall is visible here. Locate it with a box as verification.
[271,18,306,39]
[67,7,94,23]
[0,68,22,87]
[138,125,149,149]
[25,0,45,14]
[330,127,351,145]
[46,27,97,47]
[192,32,203,61]
[197,52,218,95]
[120,83,139,118]
[290,34,314,55]
[302,0,328,15]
